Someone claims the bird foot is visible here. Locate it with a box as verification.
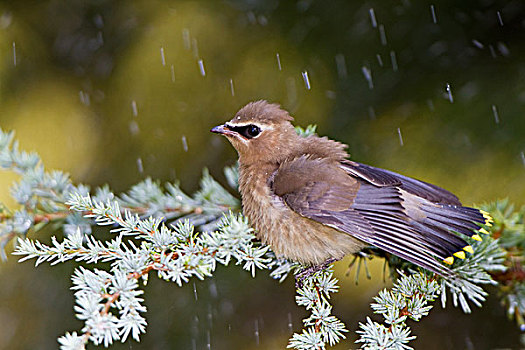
[295,258,338,288]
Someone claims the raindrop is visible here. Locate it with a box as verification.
[12,41,16,66]
[198,59,206,76]
[445,83,454,103]
[206,330,211,350]
[361,66,373,89]
[497,42,509,57]
[229,78,235,96]
[137,157,144,173]
[472,40,484,49]
[390,50,398,71]
[491,105,500,124]
[368,106,376,120]
[488,45,496,58]
[247,11,256,24]
[160,47,166,66]
[520,151,525,167]
[182,28,191,50]
[302,71,311,90]
[131,100,138,116]
[207,304,213,326]
[254,319,260,346]
[94,14,104,28]
[170,64,175,82]
[276,53,282,71]
[497,11,503,26]
[129,121,140,135]
[378,24,387,46]
[193,282,198,301]
[192,38,199,59]
[0,12,12,29]
[430,5,437,24]
[79,90,90,106]
[182,135,188,152]
[209,280,218,298]
[287,312,293,332]
[97,31,104,46]
[397,128,404,146]
[257,15,268,26]
[369,8,377,28]
[376,54,383,67]
[325,90,336,99]
[335,54,347,78]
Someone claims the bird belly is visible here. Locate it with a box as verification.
[242,187,364,265]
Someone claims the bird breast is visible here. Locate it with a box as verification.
[238,164,365,265]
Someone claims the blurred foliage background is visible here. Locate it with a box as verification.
[0,0,523,349]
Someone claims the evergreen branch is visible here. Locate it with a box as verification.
[288,267,348,350]
[1,125,524,348]
[356,271,438,350]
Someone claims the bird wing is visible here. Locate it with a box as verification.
[340,160,462,206]
[271,155,458,276]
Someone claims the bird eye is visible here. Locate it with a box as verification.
[225,124,262,139]
[245,125,261,138]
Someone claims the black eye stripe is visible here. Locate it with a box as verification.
[226,124,261,139]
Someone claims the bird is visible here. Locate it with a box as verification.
[211,100,493,277]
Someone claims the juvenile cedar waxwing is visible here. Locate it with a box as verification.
[211,100,493,277]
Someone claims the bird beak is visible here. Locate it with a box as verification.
[211,124,236,137]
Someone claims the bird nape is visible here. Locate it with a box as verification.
[211,100,493,278]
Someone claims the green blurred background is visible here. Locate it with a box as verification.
[0,0,523,348]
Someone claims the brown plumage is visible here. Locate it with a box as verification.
[211,100,493,277]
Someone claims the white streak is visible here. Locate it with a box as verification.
[182,135,188,152]
[229,78,235,96]
[254,319,260,346]
[497,11,503,26]
[192,38,199,59]
[361,66,373,89]
[472,40,484,49]
[335,54,347,78]
[170,64,175,82]
[397,127,404,146]
[12,41,16,66]
[182,29,191,50]
[198,59,206,76]
[276,53,282,71]
[136,157,143,173]
[379,24,387,46]
[160,47,166,66]
[491,105,500,124]
[376,54,383,67]
[302,71,311,90]
[390,50,398,71]
[430,5,437,24]
[369,8,377,28]
[131,100,138,116]
[446,83,453,103]
[520,151,525,167]
[129,121,139,135]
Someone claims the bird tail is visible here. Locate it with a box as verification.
[410,203,493,265]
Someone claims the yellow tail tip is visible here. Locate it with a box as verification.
[472,234,482,242]
[463,245,474,254]
[479,228,490,235]
[443,256,455,265]
[453,251,466,260]
[485,221,493,227]
[480,210,494,222]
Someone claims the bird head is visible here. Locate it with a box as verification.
[211,100,300,165]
